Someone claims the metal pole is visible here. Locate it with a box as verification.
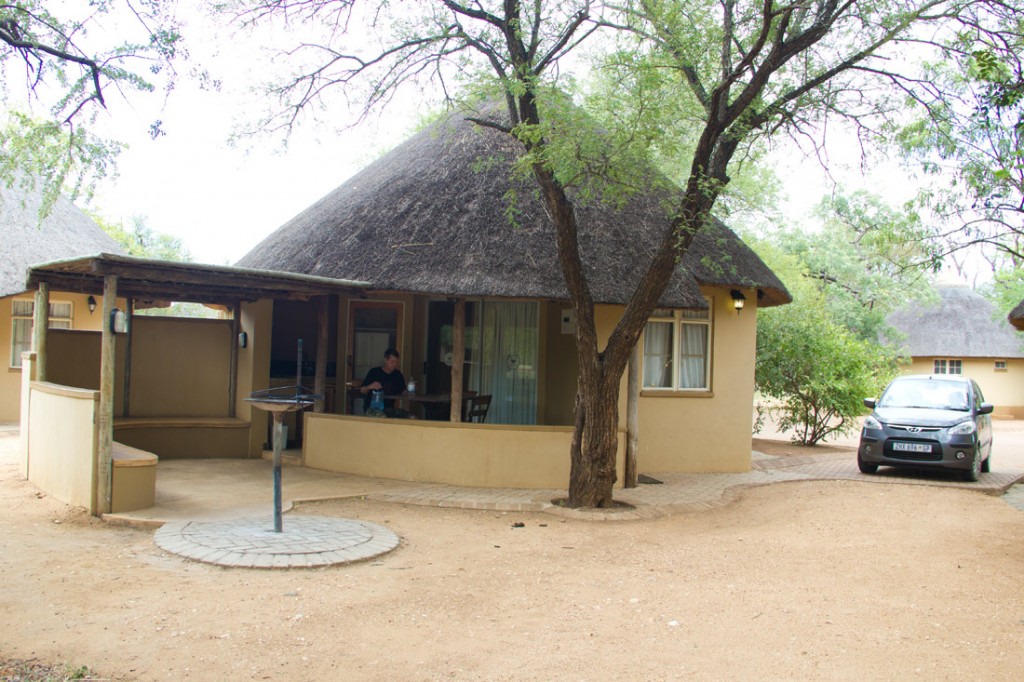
[273,413,284,533]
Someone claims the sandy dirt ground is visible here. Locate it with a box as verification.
[1,428,1023,681]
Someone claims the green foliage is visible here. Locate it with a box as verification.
[982,266,1024,317]
[892,14,1024,268]
[0,1,182,211]
[755,298,900,446]
[752,189,935,342]
[90,213,192,262]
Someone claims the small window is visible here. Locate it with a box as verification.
[10,299,72,368]
[995,360,1007,371]
[934,359,962,375]
[642,302,712,391]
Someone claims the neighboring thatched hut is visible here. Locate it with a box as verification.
[0,181,125,421]
[234,105,792,482]
[888,286,1024,417]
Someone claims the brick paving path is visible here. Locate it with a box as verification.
[154,516,399,569]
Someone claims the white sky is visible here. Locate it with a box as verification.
[79,5,934,272]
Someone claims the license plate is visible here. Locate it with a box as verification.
[893,442,932,453]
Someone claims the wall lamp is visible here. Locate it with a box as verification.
[109,308,128,334]
[87,295,97,314]
[730,289,747,314]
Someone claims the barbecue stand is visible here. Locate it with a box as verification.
[245,385,319,532]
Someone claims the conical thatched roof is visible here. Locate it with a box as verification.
[0,181,124,297]
[238,108,789,309]
[1010,299,1024,331]
[888,286,1024,358]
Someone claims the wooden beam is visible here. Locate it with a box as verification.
[314,296,329,413]
[122,299,133,418]
[32,282,49,381]
[449,298,465,422]
[625,342,640,488]
[96,274,118,516]
[229,302,240,418]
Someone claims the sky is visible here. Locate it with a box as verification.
[80,5,930,272]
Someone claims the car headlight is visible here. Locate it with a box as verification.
[863,415,882,430]
[949,420,977,436]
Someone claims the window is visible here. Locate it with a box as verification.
[933,359,962,375]
[10,299,72,368]
[642,304,712,391]
[995,360,1007,371]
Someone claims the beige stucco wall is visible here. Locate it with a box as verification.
[626,288,758,473]
[0,291,113,422]
[308,285,759,485]
[26,382,98,511]
[902,357,1024,418]
[304,412,626,489]
[129,316,233,417]
[236,299,273,457]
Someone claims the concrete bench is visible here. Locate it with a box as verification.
[112,441,159,513]
[113,417,250,459]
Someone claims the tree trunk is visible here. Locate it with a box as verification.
[567,373,620,507]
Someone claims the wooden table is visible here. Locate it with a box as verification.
[386,393,474,420]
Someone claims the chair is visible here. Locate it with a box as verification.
[465,394,492,423]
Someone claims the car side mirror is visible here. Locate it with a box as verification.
[978,403,994,415]
[863,398,876,409]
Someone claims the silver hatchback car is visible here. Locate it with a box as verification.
[858,375,994,481]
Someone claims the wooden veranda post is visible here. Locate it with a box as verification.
[228,302,239,418]
[625,342,640,488]
[32,283,49,381]
[96,274,118,515]
[314,296,329,413]
[449,298,465,422]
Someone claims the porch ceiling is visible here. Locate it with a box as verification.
[25,253,370,304]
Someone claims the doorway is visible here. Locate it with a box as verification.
[347,301,403,414]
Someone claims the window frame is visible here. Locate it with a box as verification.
[933,358,963,375]
[641,301,713,393]
[10,299,72,369]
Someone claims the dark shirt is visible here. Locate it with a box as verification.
[362,366,406,411]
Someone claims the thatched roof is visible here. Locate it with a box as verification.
[887,286,1024,358]
[238,108,790,309]
[1010,299,1024,331]
[27,253,369,305]
[0,181,125,298]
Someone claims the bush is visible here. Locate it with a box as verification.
[755,303,898,446]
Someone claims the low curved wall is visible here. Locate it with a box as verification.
[26,382,98,511]
[303,414,625,490]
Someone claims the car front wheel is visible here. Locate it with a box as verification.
[963,451,981,482]
[858,452,878,474]
[981,453,991,473]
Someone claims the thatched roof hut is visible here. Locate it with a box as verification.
[238,108,789,309]
[1009,299,1024,331]
[1,181,124,298]
[888,286,1024,358]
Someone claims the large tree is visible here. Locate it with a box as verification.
[0,1,182,211]
[234,0,1022,507]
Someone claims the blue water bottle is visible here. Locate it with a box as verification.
[370,389,384,412]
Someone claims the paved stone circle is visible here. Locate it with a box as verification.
[154,516,400,569]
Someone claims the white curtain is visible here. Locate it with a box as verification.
[643,321,673,388]
[678,323,708,389]
[468,301,538,424]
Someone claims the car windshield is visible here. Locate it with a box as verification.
[878,379,970,411]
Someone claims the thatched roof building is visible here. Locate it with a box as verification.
[238,108,789,309]
[0,181,124,298]
[888,286,1024,358]
[1009,299,1024,331]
